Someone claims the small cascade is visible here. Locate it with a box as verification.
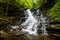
[10,9,48,36]
[21,9,48,36]
[21,9,40,35]
[40,11,48,35]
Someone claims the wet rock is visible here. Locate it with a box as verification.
[0,30,9,37]
[48,24,60,29]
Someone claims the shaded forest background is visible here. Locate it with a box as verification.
[0,0,60,28]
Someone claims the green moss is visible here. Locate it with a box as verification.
[48,0,60,21]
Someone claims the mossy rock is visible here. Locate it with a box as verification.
[0,16,9,26]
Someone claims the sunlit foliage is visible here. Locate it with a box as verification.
[0,0,44,9]
[33,0,44,9]
[16,0,44,9]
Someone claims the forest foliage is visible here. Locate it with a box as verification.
[48,0,60,21]
[15,0,44,9]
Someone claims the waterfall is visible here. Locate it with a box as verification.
[21,9,48,36]
[10,9,48,36]
[21,9,40,35]
[40,11,48,35]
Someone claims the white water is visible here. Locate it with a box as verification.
[21,9,40,35]
[21,9,48,35]
[40,13,48,35]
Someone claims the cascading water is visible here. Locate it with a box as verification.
[21,9,48,36]
[10,9,48,36]
[21,9,40,35]
[40,11,48,35]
